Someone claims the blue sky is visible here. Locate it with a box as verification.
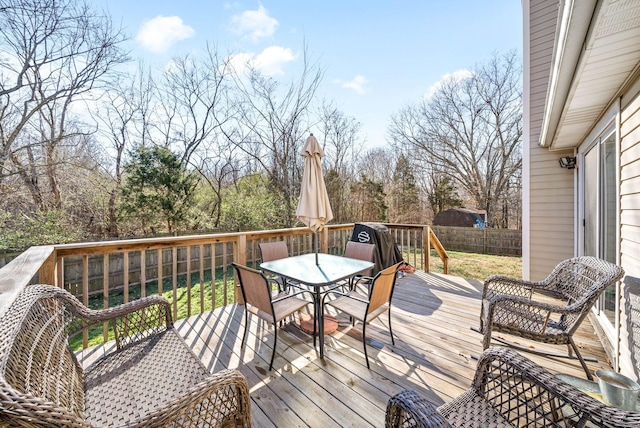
[99,1,523,148]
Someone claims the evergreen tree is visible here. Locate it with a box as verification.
[350,175,387,222]
[389,155,422,223]
[427,176,462,214]
[120,146,198,234]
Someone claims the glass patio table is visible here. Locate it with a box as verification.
[260,253,374,357]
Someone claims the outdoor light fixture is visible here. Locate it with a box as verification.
[559,156,576,169]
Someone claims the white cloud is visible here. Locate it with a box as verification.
[334,75,369,95]
[231,5,278,42]
[135,16,195,53]
[229,46,296,77]
[253,46,295,76]
[424,69,474,99]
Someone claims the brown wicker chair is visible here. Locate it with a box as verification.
[478,256,624,380]
[321,261,403,368]
[386,346,640,428]
[232,262,311,370]
[0,284,251,427]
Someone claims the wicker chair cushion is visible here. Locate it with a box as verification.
[490,302,569,338]
[84,329,209,426]
[438,391,511,427]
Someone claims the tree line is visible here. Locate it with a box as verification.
[0,0,522,253]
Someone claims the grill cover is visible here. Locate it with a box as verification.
[350,223,403,275]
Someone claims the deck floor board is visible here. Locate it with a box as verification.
[81,270,613,427]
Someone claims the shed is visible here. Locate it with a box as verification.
[432,208,484,228]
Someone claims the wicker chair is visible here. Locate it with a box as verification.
[0,284,252,427]
[478,256,624,380]
[386,347,640,428]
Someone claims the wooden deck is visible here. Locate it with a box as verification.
[80,270,612,427]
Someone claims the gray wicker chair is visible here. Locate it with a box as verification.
[478,256,624,380]
[0,284,252,427]
[386,347,640,428]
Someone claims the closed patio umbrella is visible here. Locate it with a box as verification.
[296,133,333,264]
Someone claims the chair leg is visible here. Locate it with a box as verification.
[569,337,593,381]
[241,309,249,347]
[269,324,278,371]
[362,321,370,369]
[482,326,492,350]
[313,308,317,349]
[388,309,395,346]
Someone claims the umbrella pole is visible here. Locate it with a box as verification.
[314,232,319,265]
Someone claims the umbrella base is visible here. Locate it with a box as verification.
[300,314,338,335]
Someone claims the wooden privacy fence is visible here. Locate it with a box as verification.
[431,226,522,256]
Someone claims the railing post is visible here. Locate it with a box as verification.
[235,235,247,303]
[320,227,329,253]
[423,226,430,273]
[38,250,57,286]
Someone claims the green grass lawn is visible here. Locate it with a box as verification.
[426,250,522,281]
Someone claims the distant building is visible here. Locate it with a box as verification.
[432,208,485,228]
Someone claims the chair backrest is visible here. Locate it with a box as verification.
[367,262,403,315]
[546,256,624,306]
[345,241,375,262]
[232,263,275,322]
[544,257,624,333]
[345,241,376,276]
[1,285,85,422]
[259,241,290,262]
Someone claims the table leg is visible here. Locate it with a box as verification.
[319,288,324,358]
[315,288,320,350]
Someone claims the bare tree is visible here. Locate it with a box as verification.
[0,0,128,208]
[93,63,154,236]
[315,100,364,223]
[317,100,364,174]
[389,51,522,227]
[226,47,323,227]
[153,44,234,166]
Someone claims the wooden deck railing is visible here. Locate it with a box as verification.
[0,223,447,348]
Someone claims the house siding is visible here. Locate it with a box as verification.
[619,76,640,378]
[526,0,575,281]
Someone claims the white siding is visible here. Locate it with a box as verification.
[526,0,575,281]
[619,76,640,377]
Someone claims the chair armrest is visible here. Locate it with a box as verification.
[482,294,577,336]
[473,347,640,427]
[322,290,370,306]
[69,295,173,349]
[128,369,252,428]
[266,276,284,293]
[386,390,452,428]
[351,275,374,289]
[272,288,314,303]
[482,275,537,300]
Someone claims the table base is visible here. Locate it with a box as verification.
[300,314,338,335]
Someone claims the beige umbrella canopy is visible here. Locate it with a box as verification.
[296,133,333,262]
